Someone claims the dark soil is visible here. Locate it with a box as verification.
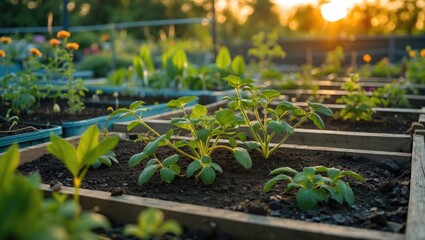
[18,140,410,236]
[296,111,418,134]
[0,121,40,137]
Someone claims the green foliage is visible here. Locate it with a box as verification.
[47,125,120,204]
[263,165,365,210]
[370,58,401,78]
[248,30,286,77]
[223,75,332,159]
[336,74,377,122]
[92,151,119,169]
[405,47,425,84]
[124,208,182,239]
[372,82,409,108]
[108,96,252,186]
[0,144,110,239]
[321,46,345,76]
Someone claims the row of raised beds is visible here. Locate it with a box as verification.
[1,31,425,239]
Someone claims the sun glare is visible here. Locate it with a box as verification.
[320,1,349,22]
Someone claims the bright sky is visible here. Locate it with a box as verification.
[273,0,364,8]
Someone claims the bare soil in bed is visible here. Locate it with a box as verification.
[18,140,410,237]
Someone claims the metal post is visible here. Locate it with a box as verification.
[388,36,395,62]
[211,0,217,60]
[62,0,69,30]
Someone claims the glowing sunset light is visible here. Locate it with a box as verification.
[320,1,349,22]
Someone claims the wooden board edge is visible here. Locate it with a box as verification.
[40,184,403,240]
[406,134,425,240]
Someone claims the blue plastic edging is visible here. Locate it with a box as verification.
[61,102,186,137]
[0,124,62,153]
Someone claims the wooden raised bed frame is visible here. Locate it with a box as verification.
[14,132,425,240]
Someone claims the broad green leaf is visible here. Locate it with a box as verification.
[287,182,302,191]
[263,174,292,192]
[0,144,19,188]
[313,188,329,202]
[129,152,148,168]
[190,104,207,118]
[178,96,197,107]
[82,135,120,167]
[162,154,179,167]
[140,45,154,71]
[210,163,223,173]
[215,109,235,126]
[327,168,341,180]
[173,140,189,148]
[157,220,183,236]
[322,184,343,204]
[240,78,256,86]
[200,166,216,185]
[313,166,328,172]
[166,99,181,109]
[186,160,202,177]
[201,155,212,164]
[338,180,355,205]
[229,137,237,148]
[308,112,325,130]
[293,172,308,183]
[127,121,141,131]
[216,47,231,70]
[340,170,365,182]
[296,188,318,210]
[160,168,176,183]
[261,90,280,102]
[76,125,100,163]
[303,167,316,176]
[313,175,332,184]
[275,101,299,116]
[268,120,294,135]
[172,49,187,72]
[231,55,245,76]
[137,164,159,185]
[196,129,210,142]
[107,108,128,120]
[223,75,241,87]
[143,135,166,155]
[237,132,247,141]
[47,134,78,176]
[252,122,261,131]
[307,101,333,117]
[146,159,157,168]
[133,56,144,78]
[169,164,181,174]
[270,167,298,175]
[233,148,252,169]
[130,101,145,110]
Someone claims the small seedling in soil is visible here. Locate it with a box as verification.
[263,166,365,210]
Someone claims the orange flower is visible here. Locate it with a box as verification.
[420,49,425,58]
[363,54,371,63]
[0,37,12,44]
[29,48,42,57]
[0,49,6,58]
[66,42,79,51]
[49,38,61,47]
[409,50,416,58]
[57,30,71,39]
[101,34,110,42]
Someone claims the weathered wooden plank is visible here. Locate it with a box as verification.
[113,120,412,153]
[40,184,403,240]
[406,135,425,240]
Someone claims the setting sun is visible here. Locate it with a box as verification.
[320,1,349,22]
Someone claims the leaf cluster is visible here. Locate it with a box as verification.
[263,166,365,210]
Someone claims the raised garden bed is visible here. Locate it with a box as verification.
[14,132,425,239]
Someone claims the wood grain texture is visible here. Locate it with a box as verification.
[40,184,403,240]
[406,135,425,240]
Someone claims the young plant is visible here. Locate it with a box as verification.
[91,150,119,169]
[372,82,409,108]
[124,208,182,239]
[321,46,345,76]
[0,144,110,239]
[336,74,378,122]
[108,96,252,185]
[46,125,120,204]
[223,75,333,159]
[404,47,425,84]
[263,166,365,210]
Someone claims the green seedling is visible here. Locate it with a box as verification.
[223,75,332,159]
[124,208,182,239]
[47,125,119,205]
[108,96,252,186]
[263,166,365,210]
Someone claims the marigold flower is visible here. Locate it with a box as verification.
[66,42,79,51]
[57,30,71,39]
[0,37,12,44]
[0,50,6,58]
[362,54,371,63]
[49,38,61,47]
[420,49,425,58]
[409,50,416,58]
[29,48,42,57]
